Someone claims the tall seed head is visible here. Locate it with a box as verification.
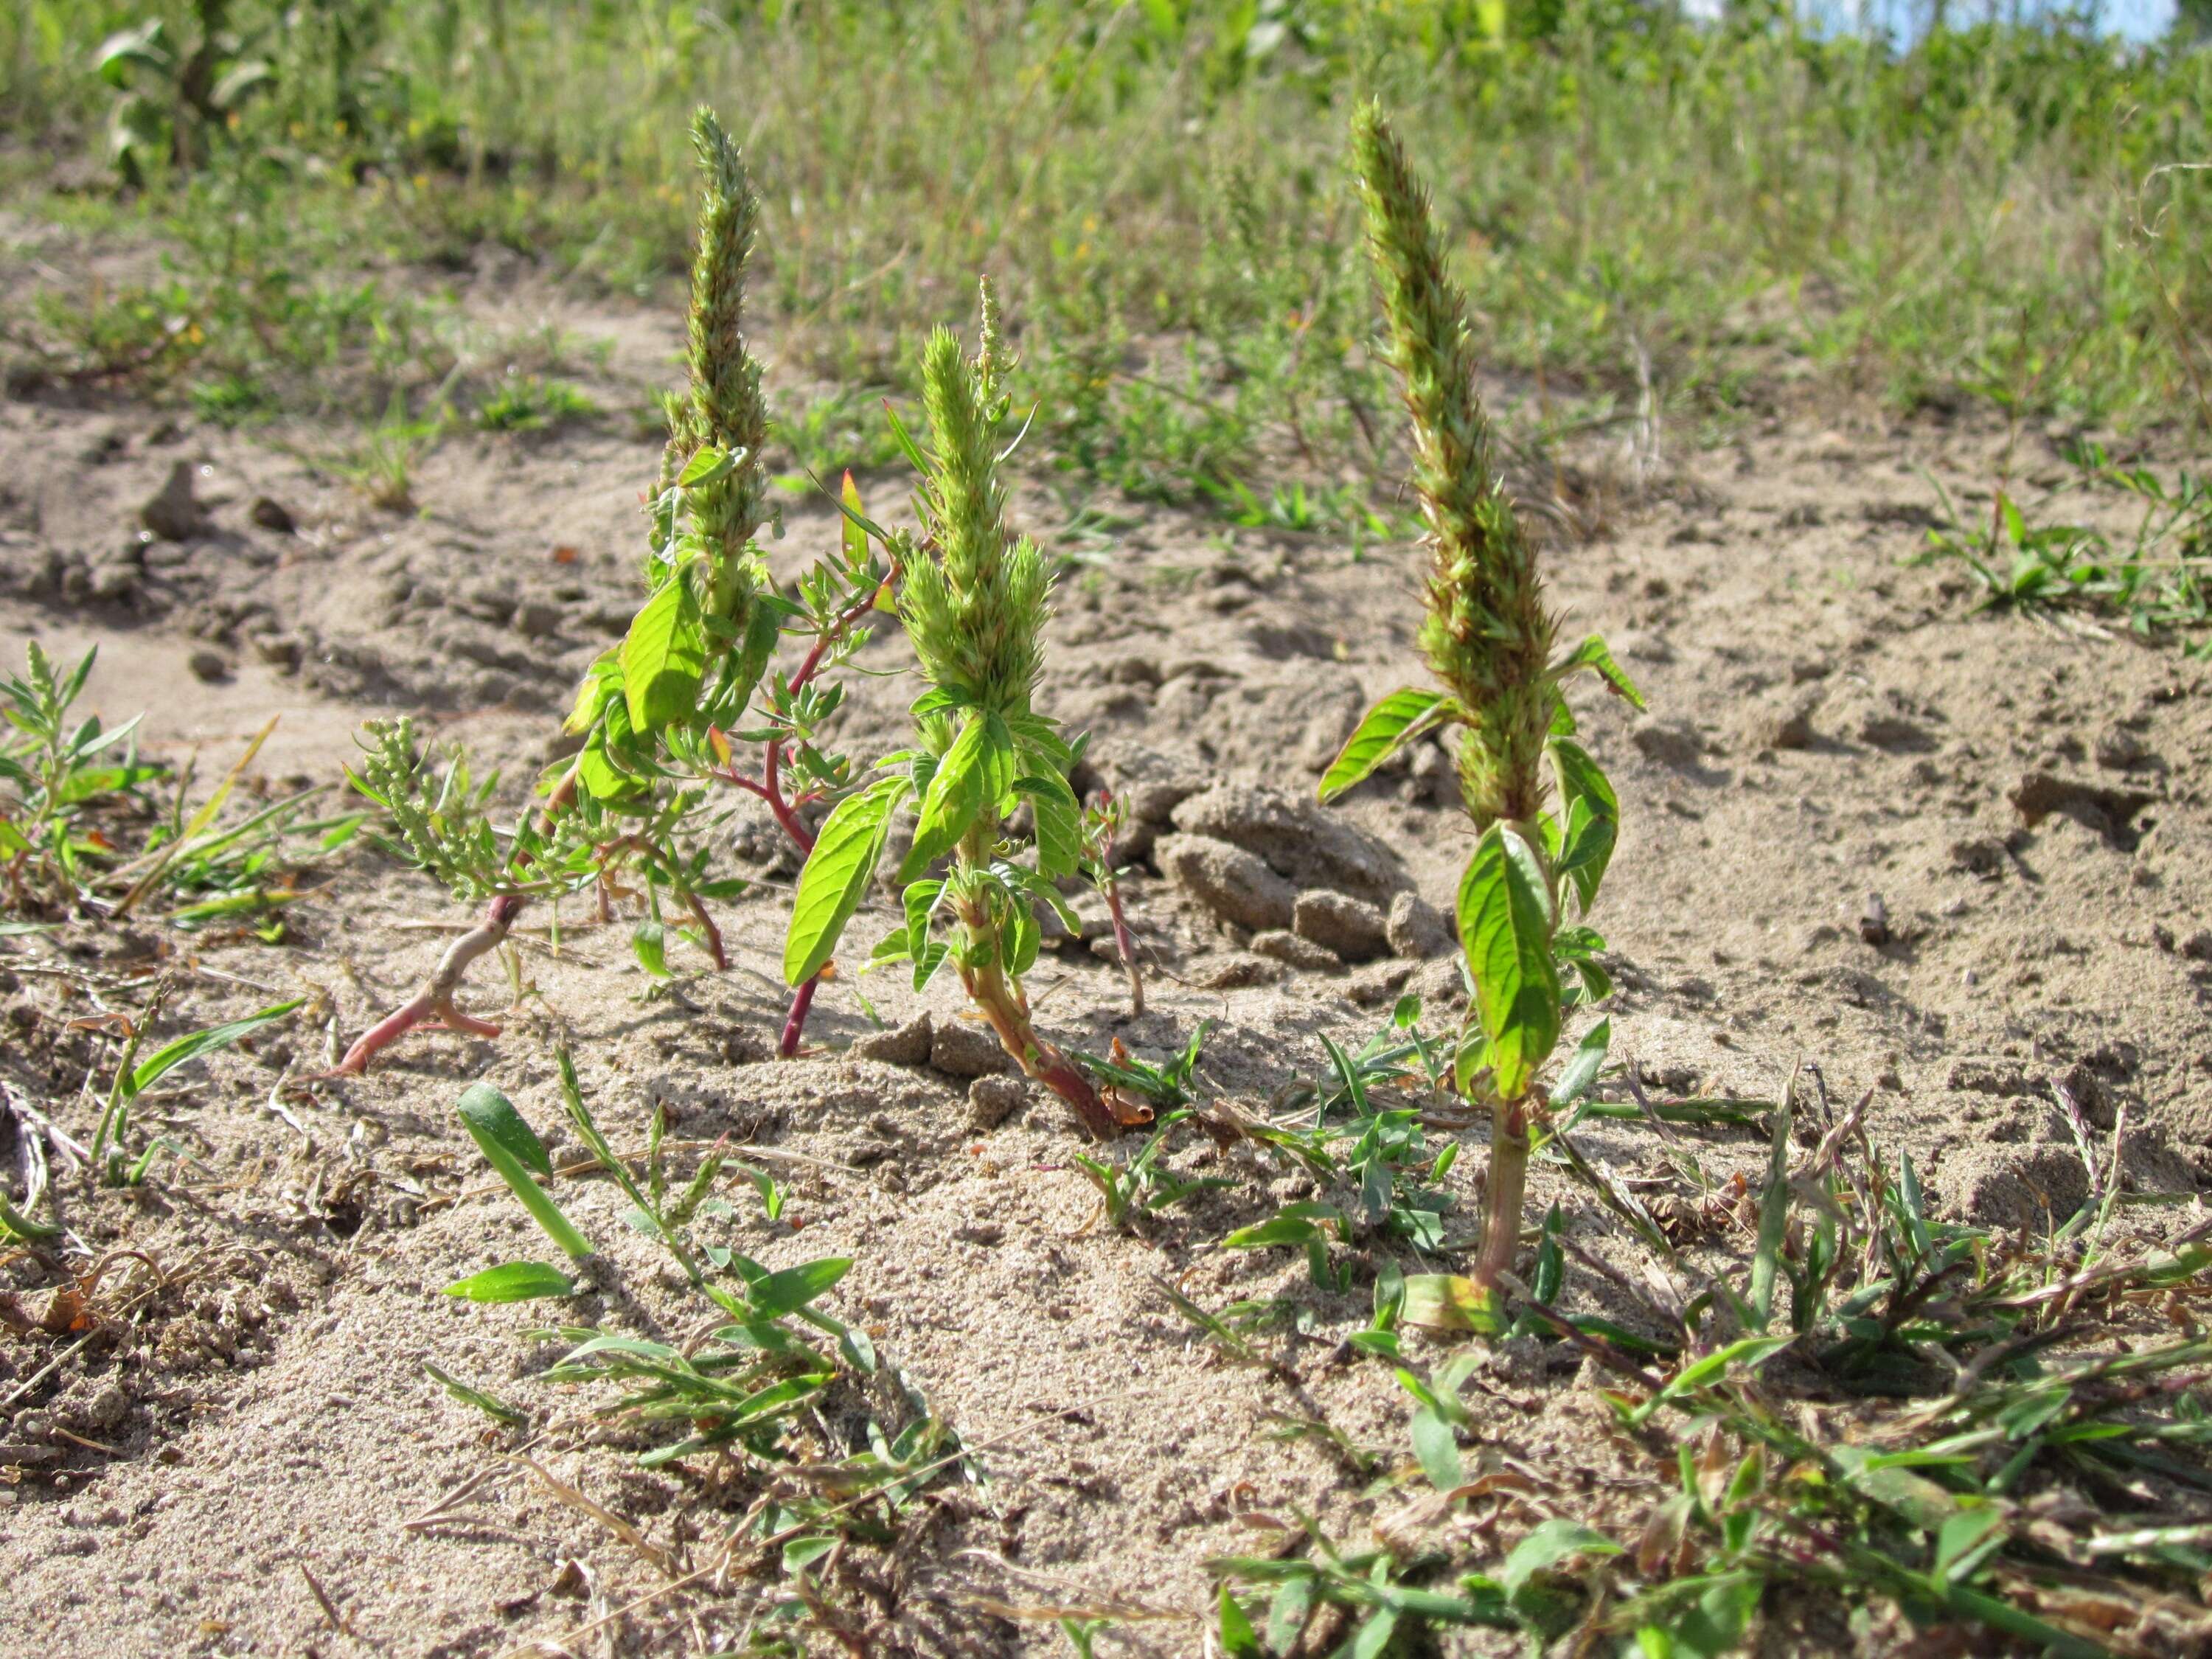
[902,308,1048,716]
[667,108,771,623]
[1351,102,1554,832]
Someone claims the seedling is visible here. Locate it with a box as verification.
[782,288,1121,1139]
[0,643,166,912]
[1226,1027,1460,1292]
[1078,788,1145,1015]
[1316,105,1644,1324]
[335,109,887,1071]
[1072,1111,1233,1232]
[88,984,304,1178]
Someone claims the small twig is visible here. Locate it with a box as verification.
[297,1559,352,1635]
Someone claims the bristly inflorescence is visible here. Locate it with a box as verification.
[900,291,1049,717]
[661,107,771,625]
[1350,102,1556,833]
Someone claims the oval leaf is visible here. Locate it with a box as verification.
[899,714,991,882]
[441,1261,575,1303]
[621,579,708,731]
[1550,739,1619,914]
[1455,825,1560,1101]
[1318,689,1454,802]
[784,777,908,985]
[749,1257,852,1315]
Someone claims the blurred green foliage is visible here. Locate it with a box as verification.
[4,1,2207,496]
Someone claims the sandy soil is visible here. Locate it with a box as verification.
[3,301,2210,1657]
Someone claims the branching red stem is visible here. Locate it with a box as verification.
[328,765,579,1078]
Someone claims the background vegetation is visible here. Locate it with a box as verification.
[5,0,2209,523]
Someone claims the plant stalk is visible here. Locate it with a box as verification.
[1470,1096,1532,1301]
[956,944,1117,1141]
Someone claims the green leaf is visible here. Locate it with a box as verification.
[900,714,992,882]
[784,776,908,985]
[128,998,304,1099]
[1550,739,1619,913]
[1551,1018,1610,1107]
[421,1360,528,1425]
[621,579,708,731]
[456,1083,595,1260]
[1498,1520,1623,1601]
[1456,825,1560,1100]
[632,918,673,980]
[1551,633,1646,709]
[440,1261,576,1302]
[1032,789,1080,879]
[1631,1335,1795,1426]
[1222,1206,1344,1249]
[1352,1607,1398,1659]
[1410,1405,1462,1491]
[1318,689,1455,801]
[678,443,736,487]
[207,58,274,111]
[1747,1083,1793,1333]
[1217,1585,1262,1658]
[1267,1576,1315,1653]
[748,1257,851,1315]
[727,595,785,718]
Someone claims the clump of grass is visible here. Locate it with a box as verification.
[332,389,442,512]
[470,372,597,433]
[432,1046,960,1637]
[0,641,349,932]
[1318,103,1642,1322]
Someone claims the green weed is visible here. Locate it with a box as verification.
[1916,442,2212,647]
[0,644,164,911]
[471,372,597,434]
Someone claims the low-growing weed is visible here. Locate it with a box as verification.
[771,386,911,488]
[434,1046,960,1626]
[1213,1066,2212,1656]
[86,984,304,1178]
[471,372,597,434]
[0,644,164,912]
[333,389,442,512]
[1916,443,2212,649]
[1,642,358,937]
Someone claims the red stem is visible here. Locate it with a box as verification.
[325,891,526,1076]
[717,573,888,1059]
[779,976,819,1059]
[1091,796,1144,1018]
[684,891,728,972]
